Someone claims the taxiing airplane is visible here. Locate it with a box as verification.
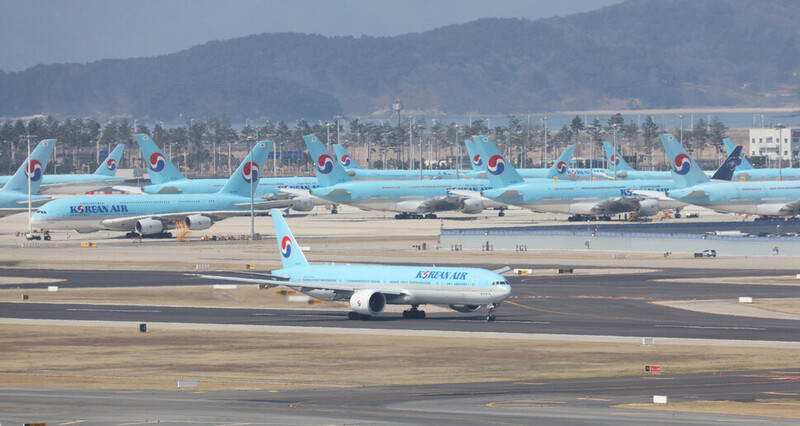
[475,135,687,220]
[0,139,56,217]
[662,134,800,217]
[115,134,319,212]
[194,209,511,321]
[722,138,800,181]
[0,144,125,192]
[332,144,482,179]
[31,141,280,235]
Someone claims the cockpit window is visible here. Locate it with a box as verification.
[492,280,506,285]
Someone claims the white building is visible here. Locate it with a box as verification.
[748,127,800,161]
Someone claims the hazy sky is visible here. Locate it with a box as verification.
[0,0,622,72]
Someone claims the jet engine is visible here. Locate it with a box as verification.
[636,198,660,217]
[449,304,481,313]
[459,198,484,214]
[184,214,212,230]
[291,197,314,212]
[135,218,163,235]
[349,290,386,316]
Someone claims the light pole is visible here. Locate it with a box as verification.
[325,122,331,152]
[587,124,595,181]
[24,133,35,236]
[454,124,460,179]
[418,124,423,180]
[676,114,684,146]
[408,117,413,170]
[612,123,620,180]
[776,123,786,181]
[541,116,549,167]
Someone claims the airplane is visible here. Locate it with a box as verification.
[662,134,800,217]
[464,139,611,180]
[475,135,690,221]
[332,143,483,179]
[193,208,511,321]
[601,141,674,180]
[0,144,125,192]
[722,138,800,181]
[115,134,320,212]
[303,135,573,218]
[0,139,56,217]
[31,140,283,236]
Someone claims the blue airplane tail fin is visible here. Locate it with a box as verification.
[472,135,525,187]
[135,134,185,184]
[464,139,487,172]
[602,141,635,171]
[94,144,125,176]
[544,145,574,180]
[659,134,709,187]
[3,139,56,195]
[711,145,742,181]
[271,208,309,268]
[723,138,753,170]
[333,144,362,169]
[219,140,272,196]
[304,135,352,186]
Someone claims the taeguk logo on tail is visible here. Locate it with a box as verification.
[673,153,691,175]
[610,154,620,166]
[149,153,166,172]
[339,155,351,167]
[280,236,292,258]
[26,159,43,182]
[472,154,483,167]
[487,155,505,175]
[317,154,334,174]
[106,158,117,171]
[242,161,260,184]
[556,161,568,174]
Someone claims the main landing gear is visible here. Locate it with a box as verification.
[498,209,506,217]
[394,213,438,219]
[402,305,426,319]
[486,303,498,322]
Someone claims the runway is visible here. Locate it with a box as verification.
[3,369,800,424]
[2,266,799,342]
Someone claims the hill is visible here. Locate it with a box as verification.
[1,0,799,121]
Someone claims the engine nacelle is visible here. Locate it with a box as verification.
[291,197,314,212]
[459,198,484,214]
[349,290,386,316]
[637,198,660,217]
[449,304,481,313]
[135,218,163,235]
[184,214,212,230]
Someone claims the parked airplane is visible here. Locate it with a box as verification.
[662,134,800,217]
[0,144,125,192]
[304,135,567,218]
[722,138,800,181]
[332,143,483,179]
[475,135,687,220]
[115,134,319,212]
[31,141,280,236]
[195,209,511,321]
[0,139,56,217]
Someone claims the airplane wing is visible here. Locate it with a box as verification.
[112,185,146,194]
[630,190,677,201]
[777,199,800,216]
[233,199,295,209]
[279,187,311,197]
[190,273,407,298]
[15,198,50,207]
[98,210,269,230]
[0,208,30,218]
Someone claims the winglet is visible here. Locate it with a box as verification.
[659,134,709,187]
[602,141,635,171]
[333,144,362,169]
[94,144,125,176]
[219,140,272,196]
[2,139,56,195]
[711,145,742,181]
[135,134,185,184]
[472,135,524,187]
[304,135,352,186]
[723,138,752,170]
[270,208,309,268]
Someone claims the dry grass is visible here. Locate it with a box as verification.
[753,299,800,315]
[2,324,800,391]
[616,399,800,419]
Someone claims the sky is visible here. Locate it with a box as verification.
[0,0,622,72]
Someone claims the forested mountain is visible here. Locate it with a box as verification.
[2,0,799,121]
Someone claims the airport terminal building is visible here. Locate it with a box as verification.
[749,127,800,163]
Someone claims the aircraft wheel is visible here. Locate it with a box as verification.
[348,312,359,320]
[487,314,496,322]
[498,211,505,217]
[331,209,338,214]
